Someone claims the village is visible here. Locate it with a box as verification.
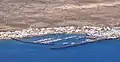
[0,26,120,41]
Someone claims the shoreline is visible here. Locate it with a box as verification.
[0,26,120,42]
[0,26,85,40]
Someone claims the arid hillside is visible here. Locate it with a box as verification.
[1,0,120,29]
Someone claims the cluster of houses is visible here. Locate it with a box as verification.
[82,26,120,40]
[0,26,120,41]
[0,26,82,39]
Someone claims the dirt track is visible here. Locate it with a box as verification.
[1,0,120,29]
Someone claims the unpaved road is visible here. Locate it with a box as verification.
[1,0,120,29]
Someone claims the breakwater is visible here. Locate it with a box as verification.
[11,38,54,45]
[50,41,89,49]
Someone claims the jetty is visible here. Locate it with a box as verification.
[11,38,54,45]
[50,37,118,49]
[50,40,92,49]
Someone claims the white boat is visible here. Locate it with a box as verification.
[63,42,68,45]
[71,42,75,45]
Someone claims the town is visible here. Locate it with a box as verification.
[0,26,120,43]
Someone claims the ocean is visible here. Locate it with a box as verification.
[0,34,120,62]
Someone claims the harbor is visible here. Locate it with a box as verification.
[1,0,120,62]
[0,26,120,49]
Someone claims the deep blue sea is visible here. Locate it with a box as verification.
[0,34,120,62]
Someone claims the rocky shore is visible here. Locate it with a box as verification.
[0,26,120,40]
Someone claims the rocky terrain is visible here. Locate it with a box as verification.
[1,0,120,30]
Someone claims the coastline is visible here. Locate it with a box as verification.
[0,26,85,40]
[0,26,120,42]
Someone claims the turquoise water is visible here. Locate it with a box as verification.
[0,34,120,62]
